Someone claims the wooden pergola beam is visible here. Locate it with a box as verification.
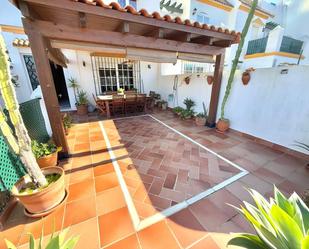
[23,19,224,55]
[22,19,69,156]
[144,28,165,38]
[207,53,225,127]
[22,0,236,42]
[116,21,130,33]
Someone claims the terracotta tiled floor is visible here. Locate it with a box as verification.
[1,110,309,249]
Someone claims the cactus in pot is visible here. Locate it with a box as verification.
[0,34,65,215]
[217,0,258,133]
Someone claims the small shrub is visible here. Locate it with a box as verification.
[31,140,58,159]
[173,106,184,114]
[76,90,88,106]
[63,114,73,130]
[196,112,206,118]
[180,109,195,119]
[183,98,195,111]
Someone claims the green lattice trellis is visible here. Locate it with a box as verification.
[0,135,26,191]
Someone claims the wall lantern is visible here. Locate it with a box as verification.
[82,61,86,67]
[280,69,288,74]
[192,8,197,16]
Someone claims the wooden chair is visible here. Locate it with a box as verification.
[146,96,155,111]
[136,94,146,113]
[111,95,125,116]
[125,94,137,115]
[92,94,106,115]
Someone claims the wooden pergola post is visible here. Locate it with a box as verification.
[206,52,225,127]
[22,19,69,156]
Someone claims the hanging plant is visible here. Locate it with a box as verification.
[184,76,191,85]
[242,67,255,85]
[207,75,214,85]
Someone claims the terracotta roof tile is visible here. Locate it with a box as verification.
[70,0,240,43]
[12,38,29,47]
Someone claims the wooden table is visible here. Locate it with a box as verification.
[97,95,149,118]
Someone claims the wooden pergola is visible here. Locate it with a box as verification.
[13,0,240,156]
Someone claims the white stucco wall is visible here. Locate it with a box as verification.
[217,65,309,154]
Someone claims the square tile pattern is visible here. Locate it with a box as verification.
[106,116,241,219]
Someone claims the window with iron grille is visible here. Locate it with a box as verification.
[91,56,141,94]
[23,55,39,90]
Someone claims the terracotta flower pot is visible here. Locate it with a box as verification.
[242,72,251,85]
[216,119,230,133]
[184,76,191,85]
[207,76,214,85]
[76,104,88,115]
[11,167,65,215]
[36,151,58,168]
[195,117,206,126]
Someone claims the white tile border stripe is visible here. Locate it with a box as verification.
[99,114,249,232]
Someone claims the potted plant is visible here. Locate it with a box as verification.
[195,113,207,126]
[0,34,66,216]
[217,0,258,133]
[68,77,79,103]
[32,140,61,168]
[161,100,168,110]
[173,106,184,116]
[180,109,195,120]
[117,87,124,95]
[63,113,73,135]
[76,90,88,115]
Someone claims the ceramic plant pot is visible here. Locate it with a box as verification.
[216,119,230,133]
[11,167,65,215]
[195,117,206,126]
[207,76,214,85]
[76,104,88,115]
[242,72,251,85]
[36,151,58,168]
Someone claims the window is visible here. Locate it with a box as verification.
[129,0,137,9]
[23,55,39,90]
[182,61,214,74]
[92,56,140,94]
[197,12,210,24]
[118,0,126,7]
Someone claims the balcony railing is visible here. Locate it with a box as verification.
[246,37,268,55]
[280,36,304,54]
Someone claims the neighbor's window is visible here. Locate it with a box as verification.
[23,55,39,90]
[91,56,140,94]
[197,12,210,24]
[118,0,126,7]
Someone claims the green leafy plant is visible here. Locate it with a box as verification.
[63,114,73,130]
[183,98,195,111]
[5,228,79,249]
[68,78,79,103]
[196,112,206,118]
[180,109,195,119]
[220,0,258,120]
[76,90,88,106]
[173,106,184,115]
[228,186,309,249]
[31,140,59,159]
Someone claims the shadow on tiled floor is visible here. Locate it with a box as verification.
[1,110,309,249]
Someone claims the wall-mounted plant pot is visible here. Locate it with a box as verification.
[207,76,214,85]
[216,119,230,133]
[76,104,88,115]
[242,72,251,85]
[184,76,191,85]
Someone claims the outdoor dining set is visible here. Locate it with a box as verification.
[93,90,154,118]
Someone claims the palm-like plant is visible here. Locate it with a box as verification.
[228,187,309,249]
[0,34,47,187]
[68,77,79,103]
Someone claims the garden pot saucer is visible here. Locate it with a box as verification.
[23,189,68,218]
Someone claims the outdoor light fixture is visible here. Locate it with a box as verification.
[148,64,151,69]
[280,69,288,74]
[82,61,86,67]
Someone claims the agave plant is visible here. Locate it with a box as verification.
[5,228,79,249]
[228,187,309,249]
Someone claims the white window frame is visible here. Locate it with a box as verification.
[196,11,210,24]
